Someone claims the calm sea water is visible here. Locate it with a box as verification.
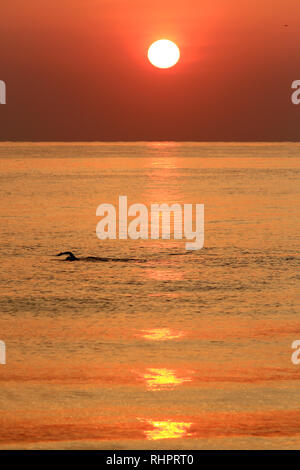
[0,142,299,449]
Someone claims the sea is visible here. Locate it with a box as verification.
[0,142,299,449]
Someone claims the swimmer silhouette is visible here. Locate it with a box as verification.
[56,251,146,263]
[56,251,79,261]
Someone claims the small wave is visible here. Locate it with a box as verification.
[83,257,146,263]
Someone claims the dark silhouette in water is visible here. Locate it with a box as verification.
[56,251,79,261]
[56,251,145,263]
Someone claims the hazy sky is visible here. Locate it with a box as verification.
[0,0,300,141]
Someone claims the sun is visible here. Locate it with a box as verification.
[148,39,180,69]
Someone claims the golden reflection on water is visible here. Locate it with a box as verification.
[143,368,191,391]
[140,328,183,341]
[145,269,184,281]
[144,420,193,440]
[145,142,181,169]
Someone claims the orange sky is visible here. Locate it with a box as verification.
[0,0,300,140]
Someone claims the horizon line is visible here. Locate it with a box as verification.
[0,140,300,144]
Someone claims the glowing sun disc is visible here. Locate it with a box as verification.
[148,39,180,69]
